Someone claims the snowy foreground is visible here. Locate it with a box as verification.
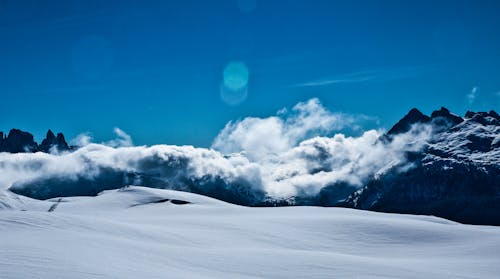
[1,186,499,278]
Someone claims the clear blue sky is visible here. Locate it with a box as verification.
[1,0,499,146]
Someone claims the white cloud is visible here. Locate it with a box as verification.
[467,86,478,104]
[0,99,432,204]
[261,124,431,197]
[71,128,133,148]
[106,128,133,147]
[70,133,93,147]
[212,98,357,160]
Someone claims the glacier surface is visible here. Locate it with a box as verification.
[1,186,499,278]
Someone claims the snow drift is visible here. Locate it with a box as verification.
[1,186,500,278]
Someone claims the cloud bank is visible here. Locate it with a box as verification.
[1,99,432,205]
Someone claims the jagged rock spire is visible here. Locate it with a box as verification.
[387,108,430,135]
[39,129,69,153]
[0,129,70,153]
[430,107,463,126]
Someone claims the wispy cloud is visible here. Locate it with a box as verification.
[467,86,478,104]
[290,71,377,87]
[290,66,430,88]
[106,128,133,147]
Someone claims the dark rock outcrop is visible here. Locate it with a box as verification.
[387,108,430,135]
[339,161,500,225]
[39,130,69,153]
[429,107,464,132]
[0,129,70,153]
[387,107,464,137]
[0,129,38,153]
[430,107,464,126]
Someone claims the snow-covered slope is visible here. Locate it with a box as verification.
[425,110,500,165]
[1,186,500,278]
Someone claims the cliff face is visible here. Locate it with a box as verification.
[0,129,38,153]
[0,129,70,153]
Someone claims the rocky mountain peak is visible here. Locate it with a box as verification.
[39,129,70,153]
[387,108,430,135]
[46,130,56,141]
[56,133,69,149]
[430,107,463,126]
[0,129,70,153]
[0,129,38,153]
[428,107,464,131]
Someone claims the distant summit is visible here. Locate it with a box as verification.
[387,106,467,136]
[0,129,37,153]
[387,108,430,135]
[39,130,69,153]
[0,129,70,153]
[430,107,464,126]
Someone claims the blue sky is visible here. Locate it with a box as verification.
[1,0,499,146]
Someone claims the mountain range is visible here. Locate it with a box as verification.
[2,107,499,225]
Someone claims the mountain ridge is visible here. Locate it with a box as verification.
[0,129,70,153]
[339,107,500,225]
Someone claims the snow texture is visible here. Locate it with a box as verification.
[1,186,499,278]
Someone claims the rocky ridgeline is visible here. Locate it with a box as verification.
[340,107,500,225]
[0,129,70,153]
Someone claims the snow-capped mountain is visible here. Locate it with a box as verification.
[341,108,500,225]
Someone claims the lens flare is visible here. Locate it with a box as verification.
[223,61,249,91]
[220,84,248,106]
[221,61,250,106]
